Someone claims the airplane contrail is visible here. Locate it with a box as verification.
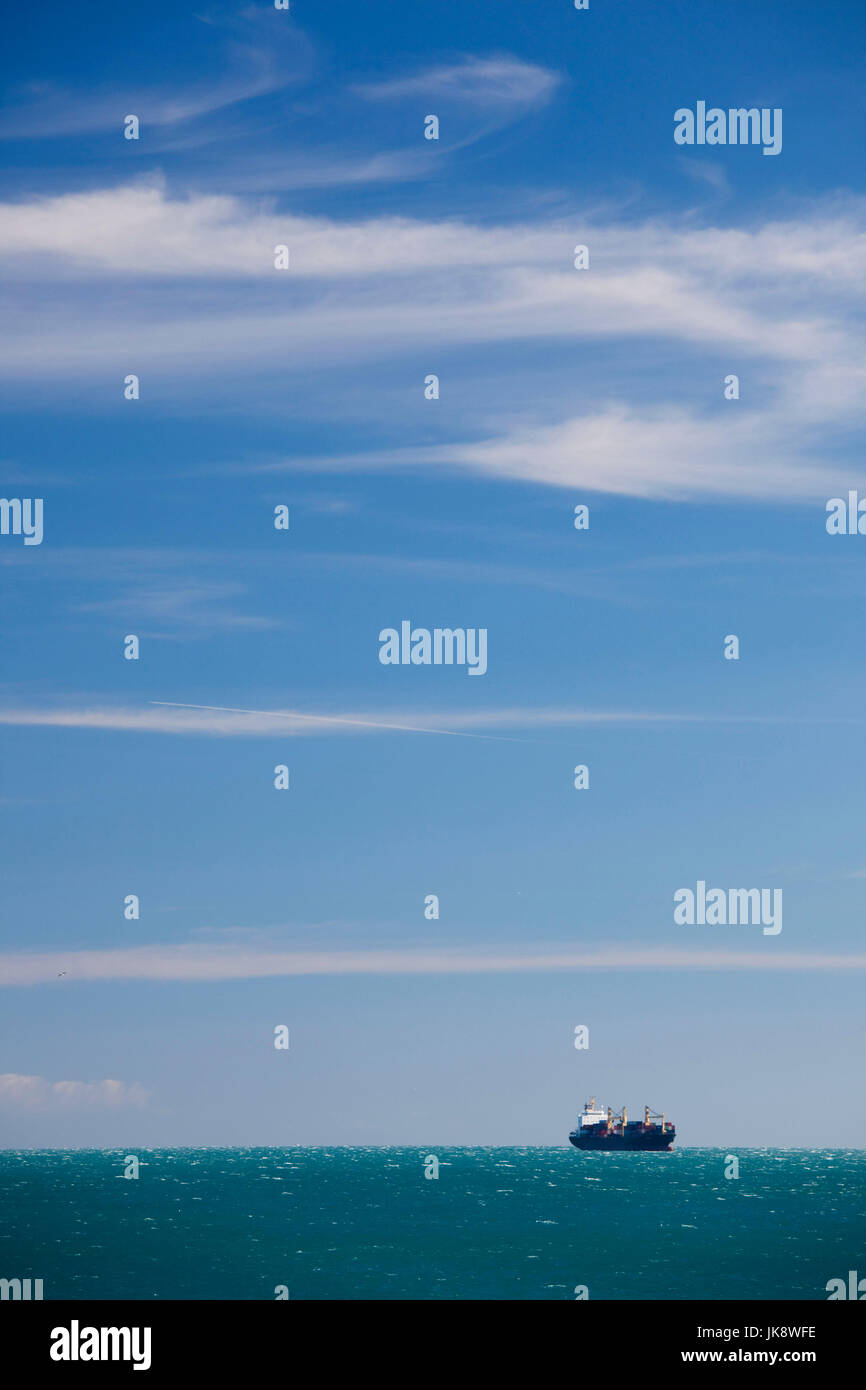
[149,700,531,742]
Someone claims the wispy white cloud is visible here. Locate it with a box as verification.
[678,156,732,197]
[0,701,852,739]
[0,547,281,635]
[2,184,865,499]
[0,12,314,139]
[6,180,862,291]
[348,405,835,501]
[0,178,567,278]
[355,55,561,112]
[72,580,284,634]
[174,148,430,194]
[0,1073,149,1109]
[1,944,863,987]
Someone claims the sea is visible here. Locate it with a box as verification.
[1,1147,862,1300]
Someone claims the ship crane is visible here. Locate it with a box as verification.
[569,1098,676,1151]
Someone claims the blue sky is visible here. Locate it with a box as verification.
[1,0,866,1147]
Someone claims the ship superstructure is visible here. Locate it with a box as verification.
[569,1097,675,1151]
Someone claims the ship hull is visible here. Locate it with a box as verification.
[569,1130,675,1151]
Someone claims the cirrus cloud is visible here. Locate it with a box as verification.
[1,183,865,501]
[354,55,561,112]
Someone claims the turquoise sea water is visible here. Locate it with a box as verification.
[0,1148,862,1300]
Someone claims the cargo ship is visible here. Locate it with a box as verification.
[569,1098,676,1151]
